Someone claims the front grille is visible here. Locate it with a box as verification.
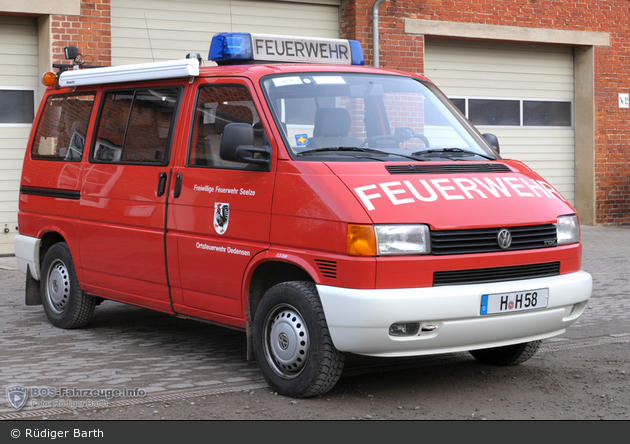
[431,224,557,255]
[385,164,512,174]
[433,262,560,286]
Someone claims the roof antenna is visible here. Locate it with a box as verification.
[144,13,155,62]
[229,1,233,32]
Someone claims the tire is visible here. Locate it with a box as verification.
[469,340,542,366]
[253,281,345,398]
[40,242,96,329]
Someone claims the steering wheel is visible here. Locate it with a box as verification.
[359,132,430,149]
[358,134,398,148]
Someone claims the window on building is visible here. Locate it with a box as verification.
[523,100,572,126]
[469,99,520,126]
[0,89,35,124]
[450,97,572,127]
[450,98,466,116]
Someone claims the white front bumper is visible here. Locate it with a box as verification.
[317,270,592,357]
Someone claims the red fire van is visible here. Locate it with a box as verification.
[14,33,592,398]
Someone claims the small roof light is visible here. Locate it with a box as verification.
[209,32,364,66]
[41,72,57,87]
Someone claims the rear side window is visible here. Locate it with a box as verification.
[92,87,181,165]
[31,92,95,161]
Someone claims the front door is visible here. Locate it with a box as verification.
[167,80,276,325]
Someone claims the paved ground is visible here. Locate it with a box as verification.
[0,224,628,419]
[0,257,265,417]
[566,225,630,338]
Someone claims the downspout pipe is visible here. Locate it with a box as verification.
[372,0,387,67]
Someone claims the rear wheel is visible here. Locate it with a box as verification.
[469,340,542,366]
[253,281,345,398]
[41,242,96,329]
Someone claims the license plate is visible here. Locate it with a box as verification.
[480,288,549,315]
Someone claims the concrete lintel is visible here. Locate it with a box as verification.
[405,19,610,47]
[0,0,80,16]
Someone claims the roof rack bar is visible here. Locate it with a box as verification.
[58,58,200,88]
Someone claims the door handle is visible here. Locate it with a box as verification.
[174,173,183,198]
[157,172,167,197]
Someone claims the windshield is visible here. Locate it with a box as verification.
[261,73,498,161]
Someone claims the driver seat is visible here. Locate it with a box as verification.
[308,108,361,149]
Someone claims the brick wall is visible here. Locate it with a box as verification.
[340,0,630,225]
[51,0,111,67]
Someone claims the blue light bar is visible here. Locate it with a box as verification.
[349,40,364,66]
[209,33,252,63]
[209,33,365,66]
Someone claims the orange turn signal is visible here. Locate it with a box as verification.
[347,224,377,256]
[41,72,57,87]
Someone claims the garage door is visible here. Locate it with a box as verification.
[0,16,39,255]
[111,0,341,65]
[425,39,575,205]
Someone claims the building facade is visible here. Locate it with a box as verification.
[0,0,628,254]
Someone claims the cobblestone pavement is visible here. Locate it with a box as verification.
[0,224,628,416]
[0,258,264,415]
[566,225,630,338]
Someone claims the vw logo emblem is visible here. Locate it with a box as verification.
[278,332,289,351]
[497,229,512,249]
[497,228,512,250]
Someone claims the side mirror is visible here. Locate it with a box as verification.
[220,123,271,169]
[482,133,500,155]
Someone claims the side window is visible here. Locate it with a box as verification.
[189,84,267,169]
[92,87,181,164]
[31,92,95,161]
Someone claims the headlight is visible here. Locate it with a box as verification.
[555,215,580,245]
[375,224,431,255]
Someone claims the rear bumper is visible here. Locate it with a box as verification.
[14,234,41,280]
[317,270,592,357]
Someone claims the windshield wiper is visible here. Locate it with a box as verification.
[411,147,496,161]
[297,147,426,162]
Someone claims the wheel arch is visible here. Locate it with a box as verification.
[247,260,314,324]
[38,230,86,284]
[244,257,316,361]
[39,231,67,266]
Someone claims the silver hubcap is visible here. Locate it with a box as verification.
[46,259,70,314]
[263,304,309,378]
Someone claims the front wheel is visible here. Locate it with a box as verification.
[253,281,345,398]
[469,340,542,366]
[40,242,96,329]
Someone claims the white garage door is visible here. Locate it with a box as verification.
[111,0,341,65]
[425,39,575,205]
[0,16,39,255]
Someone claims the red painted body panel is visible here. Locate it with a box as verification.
[327,160,575,229]
[78,160,172,307]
